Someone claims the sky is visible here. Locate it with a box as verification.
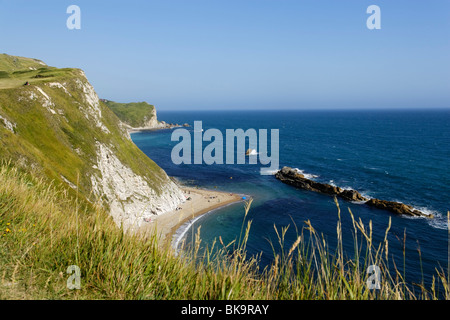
[1,0,449,111]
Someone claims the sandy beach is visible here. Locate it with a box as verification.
[138,187,244,248]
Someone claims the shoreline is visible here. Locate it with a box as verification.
[171,199,243,254]
[138,186,244,249]
[127,122,190,134]
[127,124,182,133]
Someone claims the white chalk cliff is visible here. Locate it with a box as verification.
[91,141,185,231]
[0,57,185,232]
[73,72,185,231]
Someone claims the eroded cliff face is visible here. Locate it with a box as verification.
[0,57,185,232]
[68,72,186,231]
[143,107,160,128]
[77,75,185,231]
[91,141,185,231]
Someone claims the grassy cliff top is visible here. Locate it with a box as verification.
[0,54,47,72]
[103,100,155,128]
[0,54,77,90]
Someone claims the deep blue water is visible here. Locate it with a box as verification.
[131,109,450,290]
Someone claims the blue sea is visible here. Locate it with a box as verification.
[131,109,450,289]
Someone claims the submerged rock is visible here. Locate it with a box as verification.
[275,167,433,219]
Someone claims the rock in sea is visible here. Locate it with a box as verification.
[275,167,433,219]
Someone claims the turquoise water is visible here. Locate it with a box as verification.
[131,109,450,289]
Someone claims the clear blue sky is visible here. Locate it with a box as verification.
[1,0,449,110]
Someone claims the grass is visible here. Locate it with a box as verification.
[103,100,156,128]
[1,54,448,300]
[0,163,268,299]
[0,55,168,202]
[0,54,73,90]
[1,162,448,300]
[0,54,46,72]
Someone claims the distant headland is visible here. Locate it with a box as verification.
[101,99,189,132]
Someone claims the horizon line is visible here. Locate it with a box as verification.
[155,107,450,112]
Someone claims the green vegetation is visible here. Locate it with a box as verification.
[0,163,448,299]
[103,100,156,128]
[1,54,448,300]
[0,54,167,206]
[0,54,74,90]
[0,54,46,73]
[0,163,266,299]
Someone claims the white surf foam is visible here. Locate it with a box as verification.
[414,206,437,217]
[359,191,373,200]
[293,168,319,180]
[172,215,203,255]
[427,215,448,230]
[171,198,245,255]
[391,204,448,230]
[261,168,279,175]
[412,206,448,230]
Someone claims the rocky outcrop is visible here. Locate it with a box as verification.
[126,108,184,132]
[275,167,433,218]
[132,106,177,130]
[0,114,16,133]
[275,167,368,202]
[143,107,159,128]
[365,198,428,218]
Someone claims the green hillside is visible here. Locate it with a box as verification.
[103,100,156,128]
[0,163,266,299]
[0,54,70,90]
[0,54,47,73]
[0,54,171,213]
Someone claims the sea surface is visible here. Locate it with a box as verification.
[131,109,450,290]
